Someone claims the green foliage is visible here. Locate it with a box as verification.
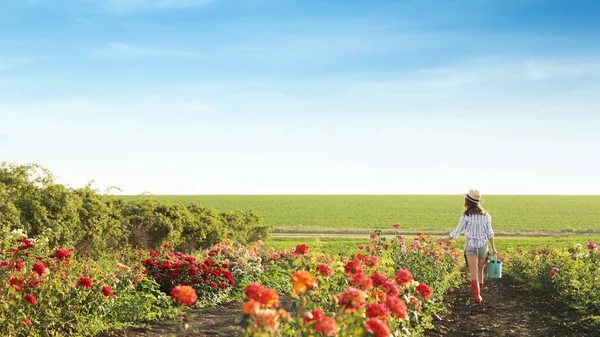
[122,198,185,249]
[0,163,271,253]
[74,185,127,252]
[131,195,600,234]
[505,243,600,328]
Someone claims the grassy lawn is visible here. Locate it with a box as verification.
[119,195,600,234]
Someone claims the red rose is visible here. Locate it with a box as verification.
[32,262,49,276]
[416,283,432,299]
[304,308,325,324]
[11,260,24,272]
[382,280,400,297]
[365,303,390,320]
[364,318,391,337]
[77,277,94,289]
[337,287,367,313]
[370,272,387,286]
[350,272,374,290]
[313,316,339,336]
[10,278,24,292]
[344,260,363,277]
[28,279,41,288]
[395,269,413,285]
[54,248,71,261]
[384,296,407,319]
[316,263,333,277]
[293,244,310,256]
[24,294,37,305]
[101,286,113,297]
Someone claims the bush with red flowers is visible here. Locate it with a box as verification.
[142,247,235,304]
[0,234,177,337]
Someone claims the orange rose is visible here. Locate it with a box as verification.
[291,270,317,294]
[243,299,260,314]
[170,285,198,306]
[253,309,280,332]
[258,288,280,308]
[244,282,280,308]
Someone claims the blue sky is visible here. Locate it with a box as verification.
[1,0,600,194]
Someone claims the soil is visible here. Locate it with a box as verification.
[425,274,596,337]
[101,275,596,337]
[98,300,242,337]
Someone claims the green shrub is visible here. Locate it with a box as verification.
[0,162,272,254]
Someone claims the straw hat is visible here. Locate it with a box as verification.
[464,189,483,204]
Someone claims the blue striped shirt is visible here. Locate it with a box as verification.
[449,213,494,248]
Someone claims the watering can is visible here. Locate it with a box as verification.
[487,254,502,279]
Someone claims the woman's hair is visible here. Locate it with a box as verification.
[463,198,487,216]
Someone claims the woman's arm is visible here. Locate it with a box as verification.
[448,214,467,240]
[487,214,498,254]
[488,237,498,255]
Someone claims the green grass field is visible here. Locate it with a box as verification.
[119,195,600,235]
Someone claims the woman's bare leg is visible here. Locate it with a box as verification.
[478,257,487,287]
[467,255,479,281]
[467,255,482,303]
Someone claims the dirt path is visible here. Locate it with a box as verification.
[103,275,594,337]
[99,301,242,337]
[426,274,595,337]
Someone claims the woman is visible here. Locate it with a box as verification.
[444,189,498,303]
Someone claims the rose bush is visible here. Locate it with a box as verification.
[2,224,465,336]
[237,225,464,336]
[505,242,600,327]
[0,235,177,337]
[141,246,235,305]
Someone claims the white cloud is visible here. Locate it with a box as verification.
[91,42,204,59]
[84,0,216,12]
